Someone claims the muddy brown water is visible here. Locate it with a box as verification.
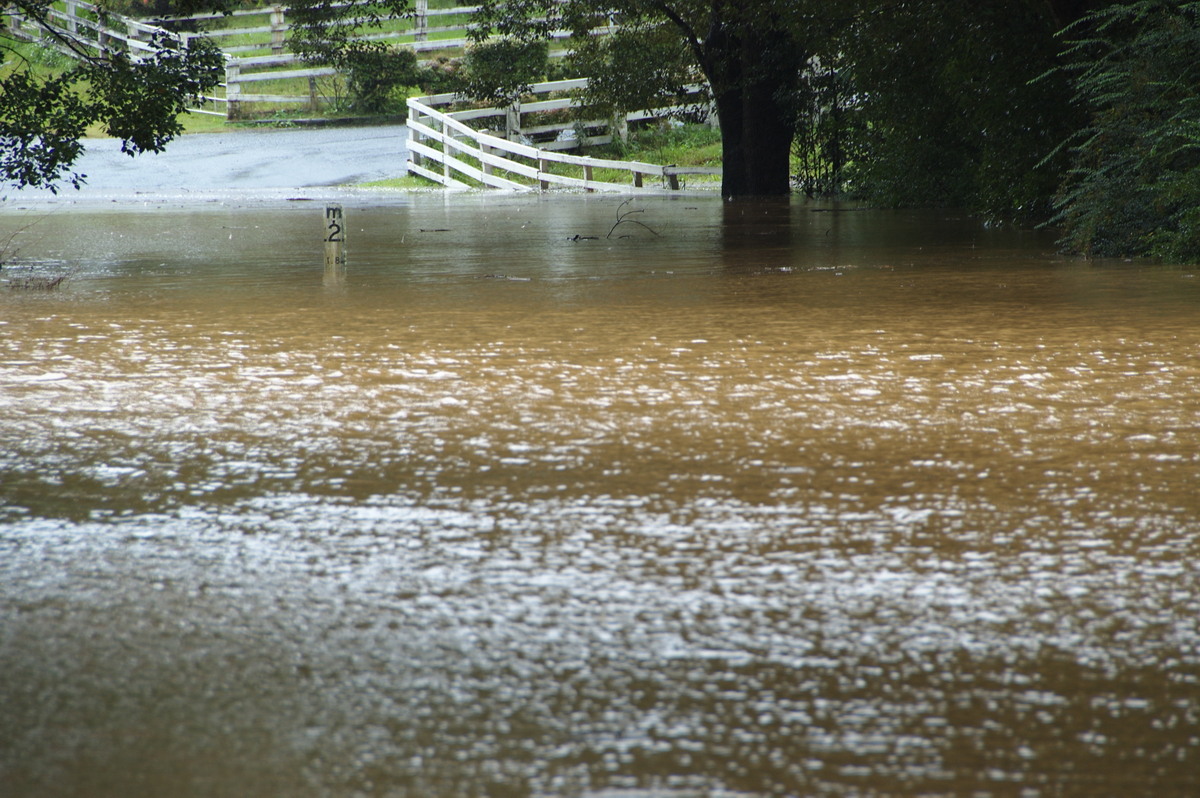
[2,195,1198,797]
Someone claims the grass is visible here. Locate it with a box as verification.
[180,110,237,133]
[539,123,723,189]
[601,123,723,168]
[359,175,442,189]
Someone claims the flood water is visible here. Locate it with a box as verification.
[2,194,1198,798]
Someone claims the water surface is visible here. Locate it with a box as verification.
[2,195,1198,797]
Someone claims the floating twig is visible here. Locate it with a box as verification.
[607,199,660,239]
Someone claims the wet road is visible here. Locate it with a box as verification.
[9,123,409,200]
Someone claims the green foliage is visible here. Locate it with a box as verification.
[98,0,242,16]
[420,56,468,95]
[842,0,1077,220]
[2,2,226,191]
[566,23,698,118]
[470,0,833,197]
[603,122,721,166]
[0,70,89,191]
[287,0,413,64]
[288,0,471,109]
[792,53,863,198]
[461,37,548,106]
[469,0,562,44]
[342,46,422,114]
[89,35,227,151]
[287,0,417,111]
[1051,1,1200,261]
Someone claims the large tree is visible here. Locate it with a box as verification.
[472,0,841,199]
[1,0,227,192]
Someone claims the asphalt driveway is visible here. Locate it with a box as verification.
[9,123,410,200]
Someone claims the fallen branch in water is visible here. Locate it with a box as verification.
[607,199,659,239]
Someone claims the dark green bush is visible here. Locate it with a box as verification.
[1051,1,1200,262]
[841,1,1075,221]
[565,23,696,118]
[341,46,421,114]
[417,56,467,95]
[461,37,548,105]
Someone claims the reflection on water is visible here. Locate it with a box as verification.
[2,195,1199,797]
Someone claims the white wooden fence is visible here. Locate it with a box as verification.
[163,0,607,119]
[6,0,197,61]
[177,0,479,55]
[407,81,721,192]
[6,1,491,118]
[177,0,491,117]
[7,1,621,121]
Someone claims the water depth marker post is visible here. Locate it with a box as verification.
[324,204,347,277]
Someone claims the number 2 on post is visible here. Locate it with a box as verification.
[325,206,343,243]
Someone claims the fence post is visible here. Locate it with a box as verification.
[308,76,319,111]
[225,58,241,120]
[441,116,451,183]
[415,0,428,42]
[96,8,108,50]
[64,0,78,35]
[538,158,549,191]
[270,6,285,55]
[505,101,521,142]
[126,20,150,54]
[324,204,347,287]
[613,113,629,144]
[409,104,423,169]
[481,142,493,177]
[409,127,420,170]
[324,204,347,270]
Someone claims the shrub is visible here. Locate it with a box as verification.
[1051,1,1200,261]
[461,37,548,105]
[341,47,421,114]
[565,23,697,119]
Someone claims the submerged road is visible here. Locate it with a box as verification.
[9,123,410,200]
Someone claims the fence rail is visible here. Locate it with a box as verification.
[190,0,486,117]
[6,0,198,60]
[162,0,594,118]
[7,1,617,120]
[7,1,490,118]
[407,82,721,193]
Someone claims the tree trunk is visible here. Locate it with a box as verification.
[703,25,803,199]
[714,81,797,198]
